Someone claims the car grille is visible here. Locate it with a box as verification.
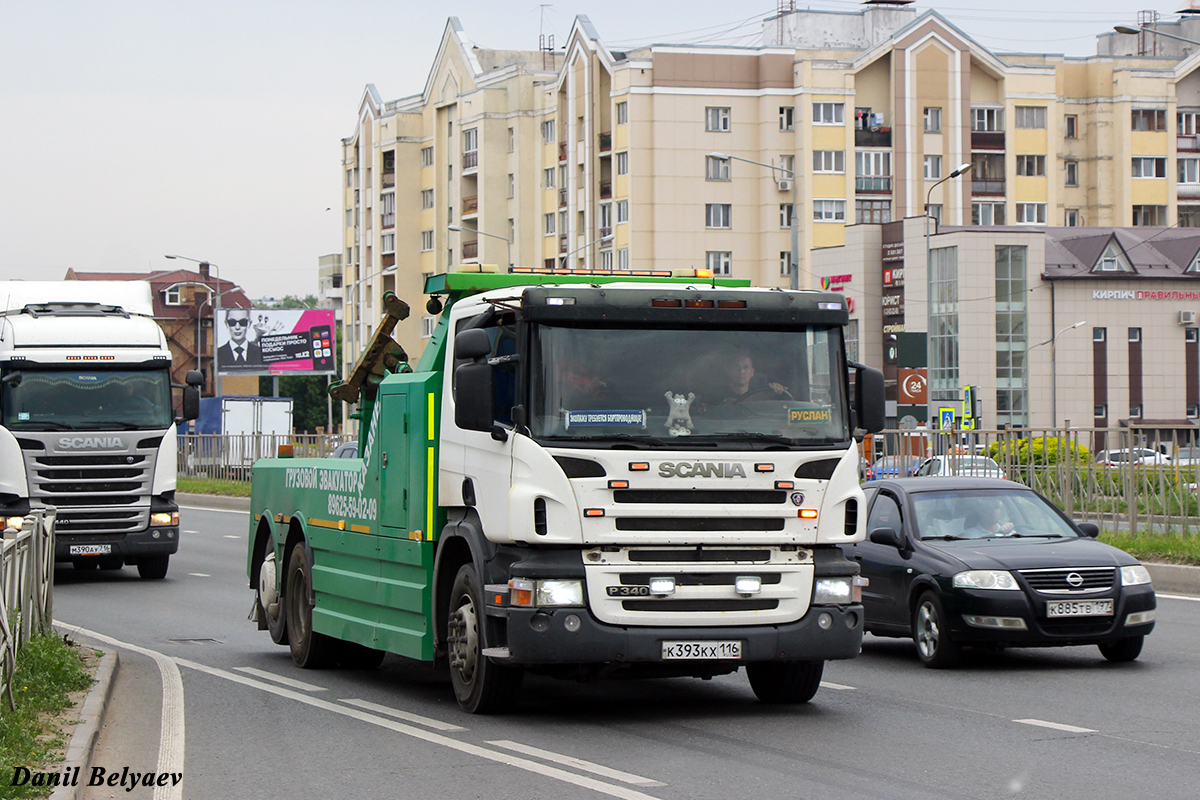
[1038,618,1115,637]
[1017,567,1116,594]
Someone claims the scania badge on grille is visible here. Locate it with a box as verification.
[790,492,805,506]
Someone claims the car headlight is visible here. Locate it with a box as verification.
[1121,565,1152,586]
[953,570,1020,590]
[813,577,854,605]
[4,515,24,531]
[150,511,179,526]
[535,579,586,607]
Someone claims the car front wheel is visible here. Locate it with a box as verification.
[913,591,961,668]
[1098,636,1143,663]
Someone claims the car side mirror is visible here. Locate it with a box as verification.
[868,527,906,549]
[1076,522,1100,538]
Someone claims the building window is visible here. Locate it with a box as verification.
[705,155,730,181]
[1065,115,1078,139]
[1127,327,1142,344]
[813,102,845,125]
[507,173,514,198]
[507,127,514,152]
[542,120,556,144]
[973,202,1006,225]
[845,319,860,363]
[1190,403,1200,417]
[381,233,395,254]
[1182,111,1200,135]
[1182,159,1200,185]
[544,213,555,235]
[856,199,892,224]
[706,251,732,276]
[1065,208,1081,226]
[616,101,628,125]
[618,248,629,270]
[924,106,942,133]
[779,106,794,131]
[543,167,555,188]
[779,204,794,228]
[598,202,612,233]
[1131,109,1167,131]
[616,200,628,224]
[1181,206,1200,228]
[462,128,478,163]
[812,200,846,222]
[1015,203,1046,224]
[421,147,433,167]
[1014,106,1047,129]
[421,230,434,251]
[924,155,942,180]
[1065,161,1079,187]
[971,107,1004,132]
[780,251,792,277]
[705,107,731,132]
[813,150,845,173]
[927,203,943,225]
[995,244,1029,428]
[1188,328,1199,343]
[600,249,614,271]
[705,203,732,228]
[1094,327,1106,343]
[1133,205,1168,226]
[380,193,395,228]
[421,189,434,209]
[1016,155,1046,176]
[780,154,795,181]
[1132,157,1167,178]
[929,246,959,401]
[164,285,184,306]
[421,315,436,339]
[617,151,629,175]
[1095,405,1108,419]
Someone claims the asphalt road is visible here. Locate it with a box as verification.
[52,505,1200,800]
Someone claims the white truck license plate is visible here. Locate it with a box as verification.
[661,640,742,660]
[1046,599,1113,617]
[69,544,112,556]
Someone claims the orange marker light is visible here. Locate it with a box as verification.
[775,481,794,490]
[509,579,534,607]
[584,508,605,517]
[629,462,650,471]
[799,509,819,519]
[608,480,629,489]
[755,463,774,473]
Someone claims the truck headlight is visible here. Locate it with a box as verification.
[813,577,853,605]
[953,570,1019,590]
[1121,565,1152,586]
[536,579,585,607]
[150,511,179,526]
[4,516,23,531]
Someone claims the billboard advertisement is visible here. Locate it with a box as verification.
[216,308,336,376]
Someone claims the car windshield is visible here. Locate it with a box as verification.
[944,456,1001,471]
[872,457,914,472]
[911,489,1081,541]
[529,324,848,446]
[1,368,173,431]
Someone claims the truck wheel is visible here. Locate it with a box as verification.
[746,660,824,704]
[446,563,522,714]
[256,552,289,645]
[137,555,169,579]
[285,543,336,669]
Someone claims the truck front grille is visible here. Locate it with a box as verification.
[21,439,157,536]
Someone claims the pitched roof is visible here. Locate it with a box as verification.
[1043,228,1200,279]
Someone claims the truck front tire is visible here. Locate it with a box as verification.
[285,543,337,669]
[746,660,824,704]
[137,555,169,580]
[447,563,522,714]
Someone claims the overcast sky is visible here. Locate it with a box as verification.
[0,1,1173,298]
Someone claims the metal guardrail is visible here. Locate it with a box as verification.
[1,509,55,709]
[865,426,1200,535]
[177,433,355,482]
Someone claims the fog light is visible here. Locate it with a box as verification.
[151,530,161,539]
[648,577,676,596]
[817,612,833,629]
[1125,610,1156,626]
[563,614,582,632]
[734,575,762,596]
[529,612,550,632]
[846,611,859,628]
[963,615,1028,630]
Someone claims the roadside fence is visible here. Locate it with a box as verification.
[865,425,1200,535]
[1,508,55,709]
[177,433,354,482]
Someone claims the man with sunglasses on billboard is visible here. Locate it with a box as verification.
[217,309,263,370]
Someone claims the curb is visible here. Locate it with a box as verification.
[1145,562,1200,596]
[177,492,251,512]
[49,644,118,800]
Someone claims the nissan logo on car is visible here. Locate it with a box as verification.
[1066,572,1084,587]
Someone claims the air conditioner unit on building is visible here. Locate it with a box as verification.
[1181,310,1197,325]
[777,179,792,191]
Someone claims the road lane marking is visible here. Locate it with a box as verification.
[235,666,327,692]
[188,573,211,578]
[487,740,665,787]
[1158,593,1200,602]
[819,681,855,690]
[223,535,240,539]
[183,529,200,534]
[341,698,466,731]
[63,625,186,800]
[1014,718,1097,733]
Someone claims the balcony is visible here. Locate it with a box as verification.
[463,150,478,170]
[971,179,1006,195]
[380,213,393,230]
[559,188,568,208]
[855,176,892,193]
[462,195,478,217]
[1180,183,1200,199]
[381,172,395,189]
[1181,135,1200,152]
[855,129,892,147]
[599,131,612,152]
[600,180,612,199]
[462,240,478,260]
[559,141,567,161]
[599,226,613,239]
[971,131,1006,150]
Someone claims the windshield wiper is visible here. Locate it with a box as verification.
[921,534,968,541]
[14,421,72,430]
[707,432,801,446]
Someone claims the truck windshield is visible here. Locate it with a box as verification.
[529,325,848,446]
[1,368,173,431]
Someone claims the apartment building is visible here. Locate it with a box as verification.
[340,3,1200,432]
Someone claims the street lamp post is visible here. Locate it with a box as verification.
[708,152,798,290]
[924,162,972,424]
[1114,24,1200,50]
[448,225,512,269]
[1027,320,1087,428]
[166,254,225,397]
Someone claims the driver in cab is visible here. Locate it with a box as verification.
[715,351,789,405]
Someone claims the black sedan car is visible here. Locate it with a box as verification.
[847,478,1156,667]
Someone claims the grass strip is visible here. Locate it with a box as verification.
[177,477,251,497]
[1099,530,1200,566]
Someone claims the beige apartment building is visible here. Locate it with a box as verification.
[339,2,1200,432]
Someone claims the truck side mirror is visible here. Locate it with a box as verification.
[181,385,200,422]
[855,365,886,434]
[454,329,494,433]
[185,370,204,387]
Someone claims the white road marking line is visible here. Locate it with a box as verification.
[488,740,665,787]
[183,529,200,534]
[341,698,466,731]
[1014,718,1097,734]
[170,656,663,800]
[223,535,240,539]
[235,667,327,692]
[63,625,186,800]
[187,573,211,578]
[819,681,856,690]
[1158,593,1200,602]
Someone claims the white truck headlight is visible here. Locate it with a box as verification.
[4,516,24,531]
[953,570,1020,590]
[1120,565,1152,586]
[535,579,585,607]
[150,511,179,526]
[813,577,853,605]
